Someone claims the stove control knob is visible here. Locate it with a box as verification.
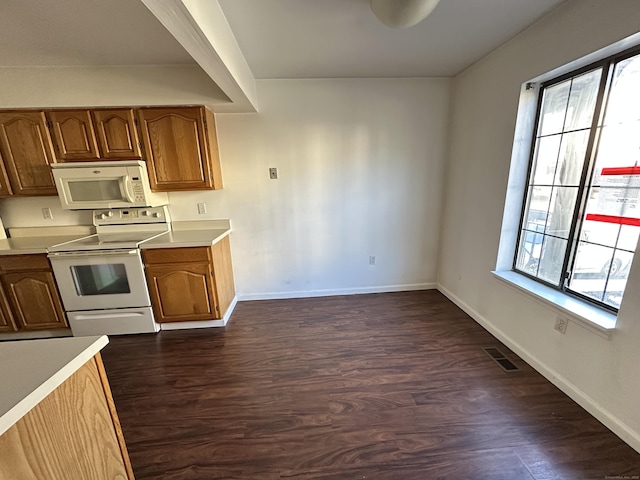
[152,212,161,218]
[99,213,107,220]
[142,210,151,216]
[107,211,114,217]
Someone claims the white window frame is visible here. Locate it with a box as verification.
[494,37,640,336]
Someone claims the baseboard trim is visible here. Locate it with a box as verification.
[437,283,640,455]
[160,296,238,331]
[237,283,437,301]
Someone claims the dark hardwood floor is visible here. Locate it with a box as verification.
[101,290,640,479]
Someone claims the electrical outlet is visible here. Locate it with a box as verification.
[197,202,207,215]
[42,207,53,220]
[269,167,278,179]
[554,317,568,334]
[369,255,376,266]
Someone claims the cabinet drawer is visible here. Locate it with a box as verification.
[0,254,50,272]
[143,247,210,265]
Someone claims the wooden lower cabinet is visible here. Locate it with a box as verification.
[0,354,134,479]
[143,237,235,323]
[0,285,17,332]
[0,254,68,331]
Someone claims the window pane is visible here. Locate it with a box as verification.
[538,236,567,285]
[618,225,640,251]
[580,219,620,248]
[516,230,543,275]
[603,250,634,309]
[538,80,570,136]
[564,69,602,131]
[546,186,578,239]
[596,121,640,169]
[569,242,613,302]
[523,186,551,231]
[604,53,640,125]
[531,135,561,185]
[554,130,589,186]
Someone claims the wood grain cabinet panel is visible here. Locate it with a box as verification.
[0,253,68,332]
[143,242,235,323]
[48,110,100,161]
[0,354,134,480]
[137,107,223,191]
[92,109,142,159]
[0,284,17,332]
[2,271,68,330]
[0,149,13,198]
[0,111,57,196]
[145,263,218,322]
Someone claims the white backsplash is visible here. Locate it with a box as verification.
[0,196,92,229]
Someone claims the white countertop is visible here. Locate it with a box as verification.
[0,335,108,436]
[141,219,231,249]
[0,226,95,256]
[0,235,89,255]
[141,228,230,249]
[0,221,231,253]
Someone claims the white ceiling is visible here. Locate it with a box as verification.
[0,0,566,78]
[218,0,567,78]
[0,0,194,66]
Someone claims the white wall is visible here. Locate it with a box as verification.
[0,78,450,298]
[438,0,640,451]
[170,78,451,298]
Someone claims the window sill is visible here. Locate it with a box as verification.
[491,270,616,339]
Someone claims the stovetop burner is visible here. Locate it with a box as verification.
[48,206,171,252]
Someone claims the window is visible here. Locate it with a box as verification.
[515,47,640,311]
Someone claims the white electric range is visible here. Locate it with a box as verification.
[48,206,170,336]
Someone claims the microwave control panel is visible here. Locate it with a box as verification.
[93,206,169,226]
[131,177,146,203]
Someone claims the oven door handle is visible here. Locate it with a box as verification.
[48,249,139,258]
[73,312,148,321]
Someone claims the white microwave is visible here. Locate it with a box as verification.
[52,161,168,210]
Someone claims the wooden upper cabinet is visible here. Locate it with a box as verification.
[137,106,223,192]
[92,109,141,159]
[48,110,100,161]
[48,109,141,162]
[0,111,57,196]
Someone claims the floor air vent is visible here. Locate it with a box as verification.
[482,347,519,372]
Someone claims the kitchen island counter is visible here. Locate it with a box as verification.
[0,335,134,479]
[0,335,108,435]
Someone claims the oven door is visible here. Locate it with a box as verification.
[48,249,150,312]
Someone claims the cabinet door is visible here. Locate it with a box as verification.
[92,109,142,159]
[210,236,235,318]
[2,271,68,330]
[48,110,100,161]
[0,283,17,332]
[145,263,219,322]
[0,149,13,198]
[0,111,57,196]
[138,107,219,191]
